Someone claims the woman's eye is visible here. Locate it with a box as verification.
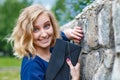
[44,24,50,29]
[33,28,39,32]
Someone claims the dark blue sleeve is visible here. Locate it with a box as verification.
[60,31,70,41]
[21,58,45,80]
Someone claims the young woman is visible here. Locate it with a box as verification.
[8,4,83,80]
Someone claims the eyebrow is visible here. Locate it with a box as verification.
[44,21,51,25]
[33,21,51,28]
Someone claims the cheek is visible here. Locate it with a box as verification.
[32,33,38,40]
[48,27,54,36]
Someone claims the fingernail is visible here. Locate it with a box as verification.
[66,58,70,62]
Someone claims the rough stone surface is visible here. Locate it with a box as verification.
[61,0,120,80]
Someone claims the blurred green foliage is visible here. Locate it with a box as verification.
[0,0,32,56]
[52,0,94,25]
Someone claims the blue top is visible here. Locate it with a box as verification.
[21,32,69,80]
[21,55,48,80]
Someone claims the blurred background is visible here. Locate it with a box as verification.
[0,0,94,80]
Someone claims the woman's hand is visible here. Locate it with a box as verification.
[66,58,80,80]
[64,26,83,44]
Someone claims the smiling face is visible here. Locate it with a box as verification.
[33,12,53,49]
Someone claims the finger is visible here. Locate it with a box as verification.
[73,39,80,44]
[72,34,81,40]
[75,62,80,70]
[66,58,74,69]
[74,27,83,32]
[74,26,82,30]
[78,58,81,63]
[75,29,83,34]
[71,31,83,39]
[72,31,83,38]
[72,35,83,41]
[75,59,81,70]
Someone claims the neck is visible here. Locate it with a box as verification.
[35,47,51,62]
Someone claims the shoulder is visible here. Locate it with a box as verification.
[21,56,48,80]
[21,55,48,71]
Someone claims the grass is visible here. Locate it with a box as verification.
[0,70,20,80]
[0,57,21,67]
[0,57,21,80]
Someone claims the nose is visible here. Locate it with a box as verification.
[40,29,47,38]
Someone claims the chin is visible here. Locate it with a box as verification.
[40,41,51,48]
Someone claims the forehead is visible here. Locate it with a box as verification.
[34,12,51,26]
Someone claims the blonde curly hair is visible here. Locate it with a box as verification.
[8,4,60,58]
